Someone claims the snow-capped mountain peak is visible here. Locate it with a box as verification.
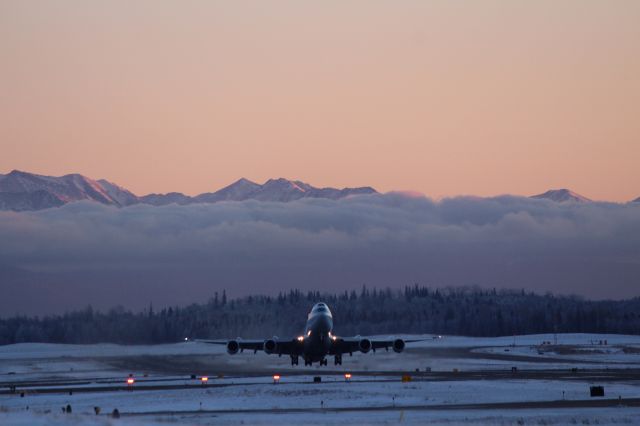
[0,170,120,207]
[530,188,591,203]
[194,177,261,202]
[97,179,139,206]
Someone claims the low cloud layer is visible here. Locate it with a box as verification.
[1,194,639,315]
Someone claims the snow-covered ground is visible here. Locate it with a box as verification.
[412,333,640,348]
[2,377,639,413]
[1,333,639,425]
[1,407,640,426]
[0,341,221,361]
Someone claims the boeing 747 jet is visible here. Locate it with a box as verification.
[203,302,415,366]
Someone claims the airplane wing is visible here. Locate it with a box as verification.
[197,338,302,355]
[372,338,426,349]
[329,338,361,355]
[197,339,263,351]
[330,337,424,354]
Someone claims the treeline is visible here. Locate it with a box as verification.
[1,286,639,345]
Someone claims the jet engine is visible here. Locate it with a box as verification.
[393,338,406,353]
[263,339,278,355]
[359,338,372,353]
[227,340,240,355]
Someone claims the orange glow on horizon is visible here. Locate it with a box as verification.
[1,2,638,202]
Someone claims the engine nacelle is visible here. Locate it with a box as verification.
[393,338,405,353]
[227,340,240,355]
[263,339,278,355]
[359,338,372,353]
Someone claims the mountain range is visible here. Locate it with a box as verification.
[0,170,377,211]
[0,170,637,211]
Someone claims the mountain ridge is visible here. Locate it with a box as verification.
[0,170,378,211]
[1,170,635,211]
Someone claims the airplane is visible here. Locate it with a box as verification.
[201,302,416,366]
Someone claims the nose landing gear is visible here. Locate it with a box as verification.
[297,357,331,367]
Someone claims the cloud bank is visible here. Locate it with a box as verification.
[1,194,639,315]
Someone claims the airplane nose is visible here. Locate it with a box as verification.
[319,315,332,333]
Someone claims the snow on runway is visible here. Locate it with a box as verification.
[1,333,640,425]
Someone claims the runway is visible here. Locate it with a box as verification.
[3,368,640,396]
[1,333,639,425]
[122,397,640,417]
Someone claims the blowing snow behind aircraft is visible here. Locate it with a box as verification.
[203,302,416,366]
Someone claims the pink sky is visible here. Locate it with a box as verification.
[1,1,639,201]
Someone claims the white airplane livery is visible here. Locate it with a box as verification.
[203,302,417,366]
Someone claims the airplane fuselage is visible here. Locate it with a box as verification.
[302,303,334,363]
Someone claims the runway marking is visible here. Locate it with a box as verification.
[120,398,640,417]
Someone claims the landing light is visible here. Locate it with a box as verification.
[273,374,281,384]
[126,378,135,385]
[201,376,208,383]
[307,331,311,337]
[297,336,304,342]
[344,373,352,381]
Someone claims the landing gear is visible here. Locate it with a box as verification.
[334,355,342,366]
[291,355,299,366]
[320,358,328,366]
[304,358,313,366]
